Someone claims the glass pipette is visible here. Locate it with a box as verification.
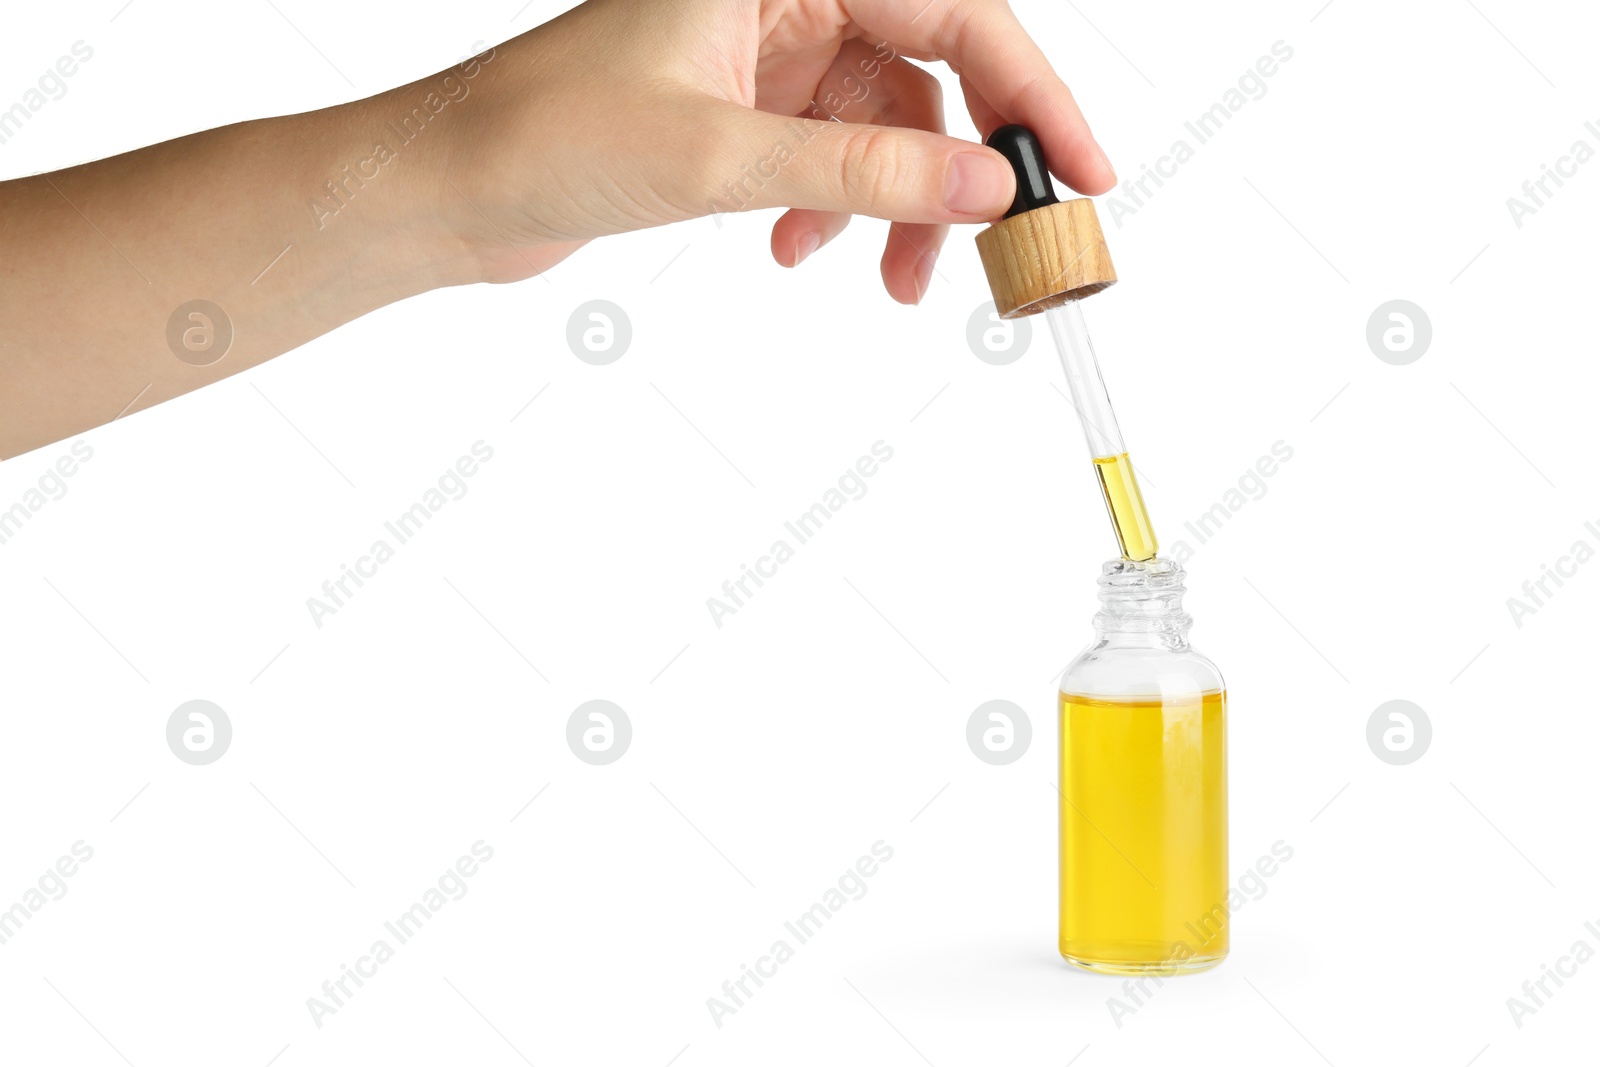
[976,124,1158,561]
[1045,300,1158,561]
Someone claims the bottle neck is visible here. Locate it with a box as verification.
[1092,557,1193,651]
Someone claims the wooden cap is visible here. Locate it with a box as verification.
[975,198,1116,319]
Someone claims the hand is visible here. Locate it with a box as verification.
[0,0,1115,458]
[443,0,1116,302]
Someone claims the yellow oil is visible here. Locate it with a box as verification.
[1092,453,1158,562]
[1058,690,1228,974]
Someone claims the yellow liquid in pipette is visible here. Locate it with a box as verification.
[1092,453,1158,561]
[1059,690,1228,974]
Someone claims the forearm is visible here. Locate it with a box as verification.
[0,74,484,459]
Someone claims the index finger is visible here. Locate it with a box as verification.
[843,0,1117,195]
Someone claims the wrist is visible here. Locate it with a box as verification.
[295,37,581,290]
[401,34,591,286]
[299,81,482,293]
[278,42,512,293]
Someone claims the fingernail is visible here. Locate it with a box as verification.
[795,231,821,266]
[944,151,1011,216]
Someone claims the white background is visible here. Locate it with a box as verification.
[2,1,1597,1064]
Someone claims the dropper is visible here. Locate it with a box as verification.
[975,125,1158,562]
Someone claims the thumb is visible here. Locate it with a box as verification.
[717,111,1017,224]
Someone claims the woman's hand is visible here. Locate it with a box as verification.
[443,0,1116,302]
[0,0,1114,458]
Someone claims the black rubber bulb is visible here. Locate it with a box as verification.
[985,124,1059,219]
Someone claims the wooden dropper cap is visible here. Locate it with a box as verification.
[975,125,1116,319]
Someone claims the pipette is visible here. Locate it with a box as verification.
[975,126,1158,561]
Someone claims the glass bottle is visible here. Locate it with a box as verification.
[1058,557,1228,974]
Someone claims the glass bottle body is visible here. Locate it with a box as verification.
[1058,559,1228,975]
